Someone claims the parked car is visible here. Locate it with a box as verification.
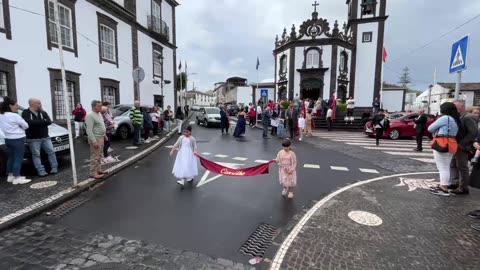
[191,105,201,111]
[111,104,150,140]
[226,104,239,116]
[364,112,436,140]
[196,107,221,127]
[0,103,71,175]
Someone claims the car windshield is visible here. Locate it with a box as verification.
[206,108,220,114]
[112,107,130,117]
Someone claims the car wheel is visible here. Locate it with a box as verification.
[117,125,130,140]
[389,129,400,140]
[204,119,209,127]
[196,117,200,125]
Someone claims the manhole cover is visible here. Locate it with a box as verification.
[348,211,383,226]
[46,196,90,217]
[84,263,131,270]
[239,223,277,257]
[30,181,58,189]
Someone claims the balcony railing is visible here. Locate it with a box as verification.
[147,15,170,41]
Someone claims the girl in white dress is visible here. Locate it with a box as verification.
[170,126,199,187]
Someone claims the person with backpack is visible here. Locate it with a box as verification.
[372,109,388,146]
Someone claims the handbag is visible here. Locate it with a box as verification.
[430,117,450,153]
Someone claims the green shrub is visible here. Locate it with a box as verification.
[337,103,347,112]
[281,101,290,111]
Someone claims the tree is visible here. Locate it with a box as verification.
[399,67,412,89]
[176,72,188,91]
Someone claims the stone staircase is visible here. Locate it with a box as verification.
[312,111,369,131]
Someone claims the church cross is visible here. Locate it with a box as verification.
[312,1,319,12]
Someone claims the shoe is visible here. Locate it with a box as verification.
[7,175,14,183]
[450,188,469,195]
[447,184,459,190]
[472,223,480,232]
[13,177,32,185]
[287,192,294,199]
[50,167,58,174]
[187,178,193,182]
[281,188,287,196]
[413,148,422,152]
[429,187,450,196]
[38,171,48,177]
[177,179,185,186]
[102,156,116,164]
[467,210,480,219]
[145,139,151,144]
[108,148,114,153]
[299,138,302,141]
[90,175,104,180]
[75,136,79,139]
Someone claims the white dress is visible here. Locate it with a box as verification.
[172,137,198,179]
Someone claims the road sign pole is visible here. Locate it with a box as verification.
[53,0,78,186]
[454,71,462,100]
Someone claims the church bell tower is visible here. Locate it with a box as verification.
[346,0,388,108]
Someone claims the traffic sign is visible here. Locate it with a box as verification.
[260,89,268,97]
[449,35,469,73]
[132,67,145,82]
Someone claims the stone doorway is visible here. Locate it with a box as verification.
[301,78,323,100]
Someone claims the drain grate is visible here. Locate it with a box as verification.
[84,263,131,270]
[239,223,277,257]
[46,196,90,217]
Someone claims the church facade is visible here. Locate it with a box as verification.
[273,0,387,108]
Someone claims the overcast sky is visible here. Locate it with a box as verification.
[176,0,480,92]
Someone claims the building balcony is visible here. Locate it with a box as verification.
[147,15,170,41]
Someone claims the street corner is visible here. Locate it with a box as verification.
[270,172,480,270]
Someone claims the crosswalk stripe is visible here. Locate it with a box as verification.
[215,154,228,158]
[346,143,417,148]
[303,164,320,169]
[255,160,270,163]
[330,166,349,171]
[233,157,248,161]
[363,146,432,152]
[333,139,418,145]
[201,152,211,155]
[410,158,436,163]
[383,151,433,157]
[359,168,379,174]
[165,145,174,149]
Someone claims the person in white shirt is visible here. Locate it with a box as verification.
[298,112,306,141]
[0,97,31,185]
[346,97,355,122]
[326,108,333,131]
[256,104,263,122]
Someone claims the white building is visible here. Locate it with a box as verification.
[413,83,478,114]
[0,0,178,123]
[273,0,387,108]
[186,90,215,107]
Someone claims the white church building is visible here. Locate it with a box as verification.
[273,0,387,108]
[0,0,178,123]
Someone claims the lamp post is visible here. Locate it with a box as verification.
[427,84,433,114]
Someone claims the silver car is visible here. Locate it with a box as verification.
[111,104,149,140]
[196,107,221,127]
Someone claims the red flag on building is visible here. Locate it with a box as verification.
[331,92,337,120]
[382,47,387,63]
[197,155,275,177]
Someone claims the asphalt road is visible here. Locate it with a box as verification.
[57,114,387,262]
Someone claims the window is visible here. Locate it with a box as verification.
[362,32,372,43]
[152,43,163,78]
[0,72,8,96]
[100,78,120,106]
[54,80,75,121]
[0,0,11,39]
[361,0,377,16]
[48,1,73,48]
[44,0,77,55]
[152,1,161,20]
[100,25,116,61]
[97,12,118,66]
[306,49,320,68]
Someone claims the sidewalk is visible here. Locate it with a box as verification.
[269,172,480,270]
[0,119,190,231]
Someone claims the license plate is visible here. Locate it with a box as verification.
[54,144,70,152]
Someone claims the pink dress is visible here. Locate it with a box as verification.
[276,150,297,188]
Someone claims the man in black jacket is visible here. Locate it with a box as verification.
[414,109,428,151]
[21,98,58,176]
[449,100,479,195]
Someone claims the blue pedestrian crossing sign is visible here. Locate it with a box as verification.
[260,89,268,97]
[449,35,469,73]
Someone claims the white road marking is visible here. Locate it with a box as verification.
[215,154,228,158]
[233,157,248,161]
[303,164,320,169]
[189,121,195,125]
[196,162,245,187]
[359,168,380,174]
[165,145,174,149]
[384,151,432,157]
[201,152,211,155]
[395,178,437,191]
[255,160,270,163]
[410,158,436,163]
[330,166,349,171]
[363,146,432,152]
[270,171,439,270]
[125,146,138,150]
[334,139,418,145]
[346,142,416,148]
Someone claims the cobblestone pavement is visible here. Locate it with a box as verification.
[0,125,179,220]
[0,220,254,270]
[274,174,480,270]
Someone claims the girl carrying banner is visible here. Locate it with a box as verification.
[170,126,199,188]
[275,139,297,199]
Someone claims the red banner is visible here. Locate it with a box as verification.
[197,155,275,177]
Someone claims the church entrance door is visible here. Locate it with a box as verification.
[301,78,323,100]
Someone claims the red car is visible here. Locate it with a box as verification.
[364,113,436,140]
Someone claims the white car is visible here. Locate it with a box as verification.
[196,107,221,127]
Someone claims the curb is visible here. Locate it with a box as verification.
[268,171,439,270]
[0,115,193,232]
